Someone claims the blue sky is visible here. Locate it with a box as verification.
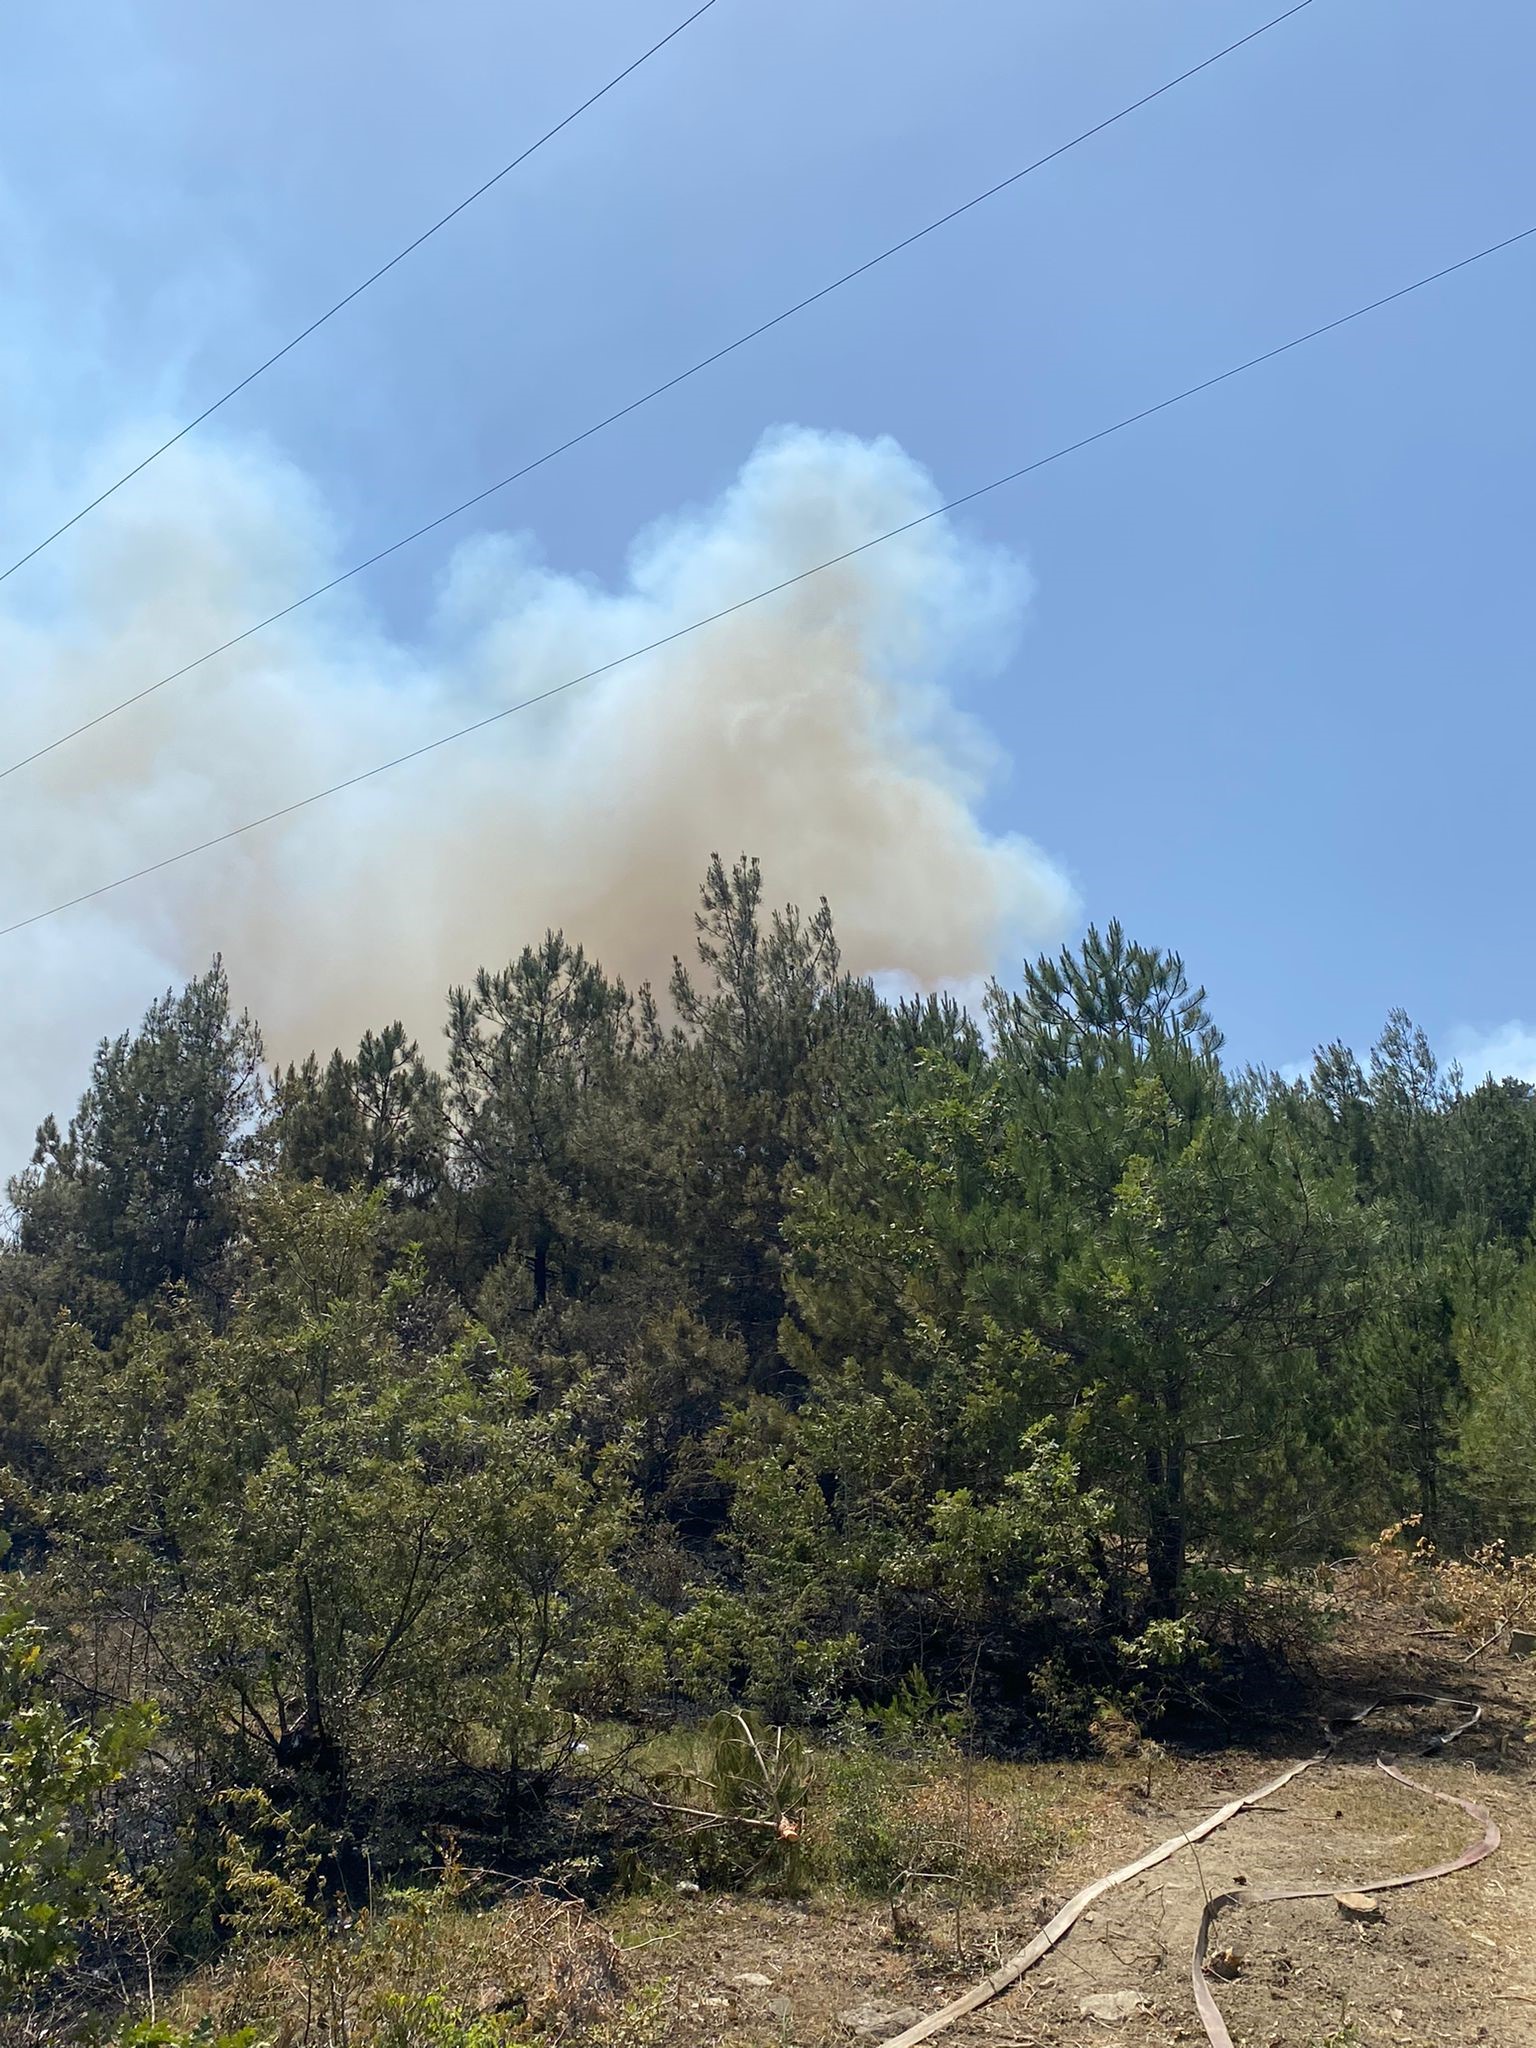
[1,0,1533,1149]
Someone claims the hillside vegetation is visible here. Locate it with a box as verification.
[4,855,1536,2038]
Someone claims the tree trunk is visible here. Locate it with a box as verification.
[283,1575,349,1834]
[1145,1377,1187,1618]
[1146,1501,1185,1619]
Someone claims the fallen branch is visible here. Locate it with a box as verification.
[632,1793,788,1833]
[1461,1621,1508,1665]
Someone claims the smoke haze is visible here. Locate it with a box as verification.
[0,423,1075,1168]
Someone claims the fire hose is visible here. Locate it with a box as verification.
[877,1693,1498,2048]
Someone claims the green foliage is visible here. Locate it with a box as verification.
[369,1992,522,2048]
[44,1181,646,1837]
[1457,1252,1536,1543]
[10,959,264,1331]
[657,1709,811,1890]
[5,858,1536,2020]
[784,926,1364,1640]
[809,1737,1057,1900]
[668,853,881,1386]
[858,1668,965,1748]
[0,1599,153,1995]
[445,931,648,1312]
[275,1022,445,1204]
[117,2023,267,2048]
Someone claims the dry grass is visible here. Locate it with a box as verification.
[807,1748,1064,1904]
[155,1889,663,2048]
[618,1718,1065,1907]
[1353,1516,1536,1651]
[78,1557,1536,2048]
[128,1742,1087,2048]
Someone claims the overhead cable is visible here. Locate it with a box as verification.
[4,216,1529,942]
[0,0,1316,781]
[0,0,722,588]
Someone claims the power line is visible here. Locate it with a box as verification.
[0,0,1316,785]
[3,219,1529,946]
[0,0,722,591]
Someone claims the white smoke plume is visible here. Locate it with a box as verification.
[0,423,1075,1169]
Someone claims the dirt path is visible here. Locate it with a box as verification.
[611,1657,1536,2048]
[993,1709,1534,2044]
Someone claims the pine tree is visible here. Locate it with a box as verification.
[8,959,264,1330]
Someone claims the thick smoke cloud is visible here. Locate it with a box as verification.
[0,423,1075,1169]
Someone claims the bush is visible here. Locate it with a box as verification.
[150,1879,642,2048]
[810,1733,1057,1901]
[0,1598,152,2000]
[650,1710,811,1890]
[1358,1517,1536,1648]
